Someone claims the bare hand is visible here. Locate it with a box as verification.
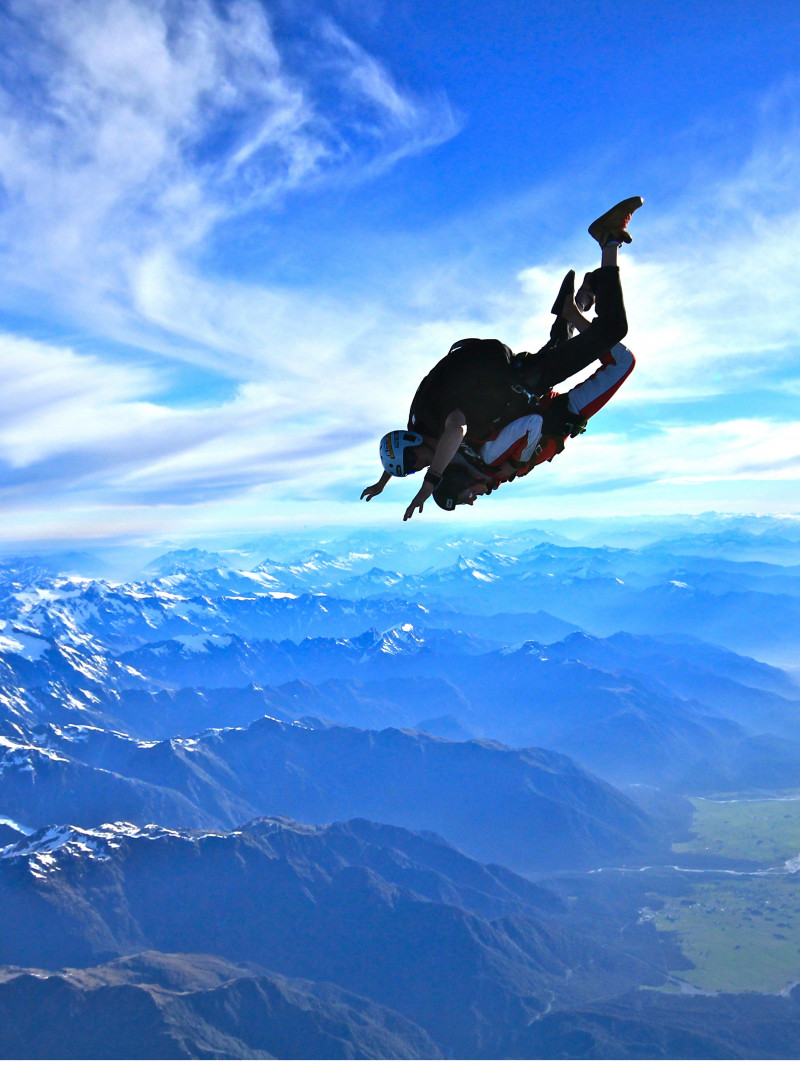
[403,487,430,521]
[361,482,385,501]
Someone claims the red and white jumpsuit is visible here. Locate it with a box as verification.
[477,342,635,479]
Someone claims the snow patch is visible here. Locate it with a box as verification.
[0,815,34,834]
[0,736,70,776]
[0,622,49,661]
[0,821,198,874]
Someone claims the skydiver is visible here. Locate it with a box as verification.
[360,196,643,521]
[430,332,636,510]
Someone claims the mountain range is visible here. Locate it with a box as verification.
[2,715,666,875]
[0,951,440,1060]
[2,516,800,1057]
[0,814,667,1057]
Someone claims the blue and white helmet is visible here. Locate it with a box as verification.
[379,430,424,477]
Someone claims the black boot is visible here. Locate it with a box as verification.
[548,269,576,345]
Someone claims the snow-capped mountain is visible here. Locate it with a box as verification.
[0,812,661,1058]
[0,714,666,874]
[3,517,800,1059]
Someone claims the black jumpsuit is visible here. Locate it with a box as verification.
[408,265,628,444]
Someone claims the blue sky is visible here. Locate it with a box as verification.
[0,0,798,548]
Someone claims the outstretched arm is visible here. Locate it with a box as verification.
[361,470,392,501]
[403,409,468,521]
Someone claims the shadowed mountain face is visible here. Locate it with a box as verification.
[508,986,800,1060]
[5,815,800,1059]
[0,735,210,829]
[5,622,799,791]
[1,718,665,875]
[0,952,440,1059]
[3,536,800,792]
[2,522,800,1058]
[0,822,25,847]
[0,817,665,1057]
[7,951,799,1061]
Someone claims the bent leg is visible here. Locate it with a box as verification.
[566,343,635,418]
[520,265,628,392]
[479,412,544,467]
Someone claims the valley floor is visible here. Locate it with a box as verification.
[649,793,800,994]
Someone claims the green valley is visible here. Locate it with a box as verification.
[648,794,800,994]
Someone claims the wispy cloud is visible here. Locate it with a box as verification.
[611,86,800,402]
[507,81,800,407]
[0,0,463,534]
[0,0,459,330]
[516,200,800,408]
[540,418,800,489]
[0,2,798,541]
[0,329,376,505]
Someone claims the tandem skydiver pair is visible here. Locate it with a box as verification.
[361,197,643,520]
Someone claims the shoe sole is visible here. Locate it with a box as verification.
[588,196,644,244]
[550,269,576,316]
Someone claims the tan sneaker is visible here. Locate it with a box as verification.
[588,196,644,246]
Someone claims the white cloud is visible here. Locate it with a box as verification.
[0,0,459,329]
[620,217,800,403]
[515,198,800,406]
[0,0,462,532]
[524,417,800,493]
[508,88,800,407]
[0,3,798,542]
[131,247,382,384]
[0,334,157,467]
[0,329,359,499]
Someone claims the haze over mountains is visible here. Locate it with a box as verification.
[3,513,800,1058]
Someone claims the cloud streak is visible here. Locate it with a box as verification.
[0,3,798,542]
[0,0,459,326]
